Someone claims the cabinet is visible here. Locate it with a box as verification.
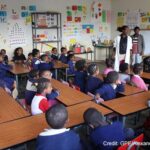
[31,12,62,51]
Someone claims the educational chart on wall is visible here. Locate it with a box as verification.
[64,0,112,46]
[116,10,150,30]
[9,21,26,47]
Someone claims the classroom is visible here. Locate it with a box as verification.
[0,0,150,150]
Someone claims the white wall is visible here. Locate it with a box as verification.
[111,0,150,55]
[0,0,111,60]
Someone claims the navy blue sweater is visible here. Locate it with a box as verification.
[36,130,84,150]
[38,62,54,71]
[96,83,124,101]
[59,54,67,64]
[74,71,87,92]
[85,76,103,94]
[90,122,126,150]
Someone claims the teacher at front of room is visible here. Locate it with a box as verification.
[113,25,132,71]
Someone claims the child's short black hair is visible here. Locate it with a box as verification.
[67,50,74,55]
[75,59,86,71]
[40,54,47,61]
[32,49,40,57]
[28,52,32,57]
[134,26,140,32]
[105,58,114,68]
[46,104,68,129]
[52,47,57,51]
[87,63,98,75]
[67,54,74,61]
[61,47,66,53]
[133,63,143,75]
[28,69,39,79]
[83,108,105,128]
[119,63,129,73]
[37,78,51,94]
[105,71,119,83]
[1,49,6,53]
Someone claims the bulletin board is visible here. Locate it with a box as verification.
[116,10,150,30]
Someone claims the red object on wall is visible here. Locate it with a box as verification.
[67,16,72,21]
[72,5,78,11]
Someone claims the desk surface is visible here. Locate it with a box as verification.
[0,101,112,149]
[141,72,150,80]
[119,84,144,96]
[53,60,68,69]
[10,63,30,75]
[0,88,30,124]
[101,91,150,116]
[52,79,93,106]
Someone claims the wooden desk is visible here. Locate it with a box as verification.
[119,84,144,96]
[67,101,113,127]
[141,72,150,80]
[10,63,30,89]
[53,60,68,80]
[0,88,30,124]
[101,91,150,125]
[0,101,112,149]
[101,91,150,116]
[52,79,93,106]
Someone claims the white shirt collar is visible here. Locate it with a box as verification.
[111,83,117,89]
[39,128,70,136]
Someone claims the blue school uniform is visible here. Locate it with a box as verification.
[0,62,15,90]
[67,60,75,75]
[36,129,84,150]
[31,58,40,70]
[51,54,59,60]
[74,71,87,92]
[90,122,126,150]
[38,61,54,71]
[25,79,59,105]
[59,54,67,64]
[85,76,103,94]
[96,83,124,101]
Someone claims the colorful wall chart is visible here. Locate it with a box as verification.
[82,24,94,34]
[66,4,87,22]
[91,1,102,20]
[0,4,7,23]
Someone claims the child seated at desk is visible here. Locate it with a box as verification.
[67,54,75,75]
[119,63,130,83]
[36,104,84,150]
[0,53,16,92]
[59,47,67,64]
[31,49,40,70]
[95,71,124,101]
[38,54,54,71]
[13,47,26,63]
[131,63,148,91]
[39,70,59,101]
[1,49,8,64]
[25,69,39,105]
[102,58,114,77]
[85,63,103,94]
[51,47,59,60]
[83,108,134,150]
[25,52,33,68]
[31,78,52,115]
[25,70,59,106]
[74,59,87,92]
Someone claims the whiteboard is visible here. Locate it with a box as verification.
[141,30,150,55]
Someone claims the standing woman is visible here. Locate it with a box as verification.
[113,25,132,71]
